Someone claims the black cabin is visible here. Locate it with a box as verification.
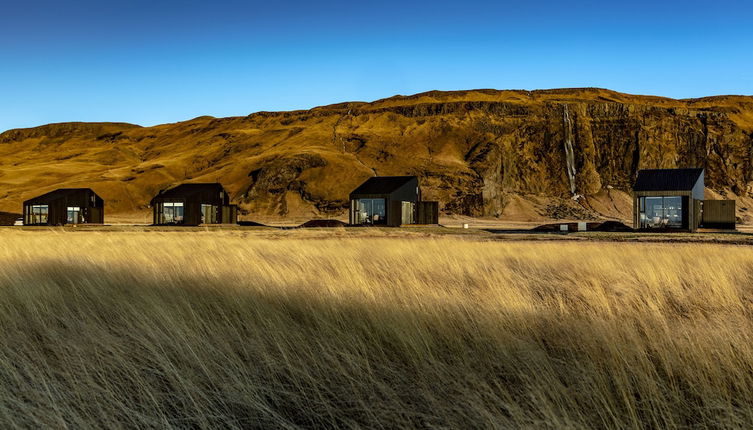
[151,183,238,226]
[633,168,735,232]
[23,188,104,226]
[349,176,438,226]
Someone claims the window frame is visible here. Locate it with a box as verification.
[66,206,82,224]
[639,196,684,229]
[355,198,387,225]
[30,204,49,224]
[160,201,185,224]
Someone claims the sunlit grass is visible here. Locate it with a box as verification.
[1,230,752,428]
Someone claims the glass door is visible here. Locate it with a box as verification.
[31,205,49,224]
[66,206,81,224]
[639,196,684,229]
[401,201,415,225]
[161,202,184,224]
[201,204,218,224]
[355,199,386,225]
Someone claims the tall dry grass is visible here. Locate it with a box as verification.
[1,230,753,428]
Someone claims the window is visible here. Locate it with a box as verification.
[354,199,386,225]
[639,196,684,229]
[161,202,184,224]
[67,206,81,224]
[28,205,48,224]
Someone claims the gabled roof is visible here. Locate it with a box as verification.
[154,183,226,199]
[24,188,100,205]
[150,182,226,204]
[350,176,416,195]
[633,168,704,192]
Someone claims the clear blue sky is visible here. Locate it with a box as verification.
[1,0,751,132]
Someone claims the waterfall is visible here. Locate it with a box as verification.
[563,105,578,198]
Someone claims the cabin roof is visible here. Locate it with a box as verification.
[633,168,704,192]
[24,188,99,205]
[350,176,416,195]
[154,183,226,199]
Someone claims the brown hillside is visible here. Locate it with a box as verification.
[1,88,752,223]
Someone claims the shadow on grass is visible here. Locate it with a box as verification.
[0,261,751,428]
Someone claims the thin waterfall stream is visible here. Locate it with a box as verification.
[563,105,579,198]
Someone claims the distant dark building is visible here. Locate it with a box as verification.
[349,176,438,226]
[150,183,238,226]
[23,188,104,226]
[633,168,735,232]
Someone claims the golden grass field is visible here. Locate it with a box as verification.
[1,229,753,428]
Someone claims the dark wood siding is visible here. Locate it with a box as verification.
[416,201,439,224]
[387,201,402,227]
[681,196,689,229]
[389,178,420,203]
[702,200,736,229]
[222,205,238,224]
[90,207,104,224]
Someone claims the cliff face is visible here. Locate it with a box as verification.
[1,88,752,222]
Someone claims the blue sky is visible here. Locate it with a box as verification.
[1,0,751,132]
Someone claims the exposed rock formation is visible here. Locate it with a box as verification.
[1,88,752,222]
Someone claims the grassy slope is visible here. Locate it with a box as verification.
[1,230,753,427]
[0,88,751,222]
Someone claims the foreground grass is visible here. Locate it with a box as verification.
[1,230,753,428]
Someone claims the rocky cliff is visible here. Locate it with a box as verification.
[2,88,752,222]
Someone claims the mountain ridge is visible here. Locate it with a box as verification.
[7,87,753,136]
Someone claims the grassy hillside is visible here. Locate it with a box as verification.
[1,230,753,427]
[1,88,752,223]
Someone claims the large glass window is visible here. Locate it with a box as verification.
[28,205,48,224]
[67,206,81,224]
[161,202,184,224]
[639,196,684,229]
[354,198,386,225]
